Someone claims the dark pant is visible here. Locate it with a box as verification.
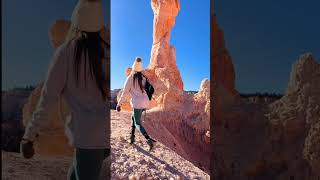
[67,148,110,180]
[131,108,147,135]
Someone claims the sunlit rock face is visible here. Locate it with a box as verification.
[147,0,184,109]
[23,20,110,156]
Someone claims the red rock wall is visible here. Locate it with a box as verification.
[212,15,237,95]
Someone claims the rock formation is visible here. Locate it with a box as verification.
[111,89,121,109]
[48,20,71,49]
[22,20,110,156]
[266,53,320,178]
[117,0,210,173]
[212,40,320,180]
[212,15,237,95]
[146,0,184,109]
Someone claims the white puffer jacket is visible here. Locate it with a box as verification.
[117,74,150,109]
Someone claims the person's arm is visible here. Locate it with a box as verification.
[23,46,68,142]
[117,75,132,107]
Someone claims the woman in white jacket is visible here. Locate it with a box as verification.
[116,57,156,151]
[20,0,110,179]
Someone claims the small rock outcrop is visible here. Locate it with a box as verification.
[48,20,71,49]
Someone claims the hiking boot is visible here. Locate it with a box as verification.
[147,138,155,151]
[129,134,135,144]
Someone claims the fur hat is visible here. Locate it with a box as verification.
[71,0,104,32]
[132,57,143,72]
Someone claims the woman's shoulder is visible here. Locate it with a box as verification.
[54,41,72,56]
[54,40,78,62]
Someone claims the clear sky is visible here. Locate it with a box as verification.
[214,0,320,93]
[2,0,110,90]
[111,0,210,91]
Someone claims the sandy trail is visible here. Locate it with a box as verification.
[110,110,209,179]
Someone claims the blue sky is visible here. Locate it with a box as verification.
[111,0,210,91]
[2,0,110,90]
[214,0,320,93]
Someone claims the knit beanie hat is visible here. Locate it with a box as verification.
[132,57,143,72]
[71,0,104,32]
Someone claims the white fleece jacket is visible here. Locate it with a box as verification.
[117,74,150,109]
[23,40,110,149]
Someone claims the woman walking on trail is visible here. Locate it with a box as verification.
[116,57,156,151]
[20,0,110,179]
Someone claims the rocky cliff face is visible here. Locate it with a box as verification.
[212,15,237,95]
[266,54,320,179]
[212,48,320,179]
[146,0,184,109]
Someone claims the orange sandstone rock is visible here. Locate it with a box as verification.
[212,15,237,95]
[48,20,71,49]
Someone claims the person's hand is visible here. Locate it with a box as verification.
[20,139,35,159]
[116,105,121,112]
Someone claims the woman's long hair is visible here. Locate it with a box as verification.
[133,72,144,93]
[66,27,109,100]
